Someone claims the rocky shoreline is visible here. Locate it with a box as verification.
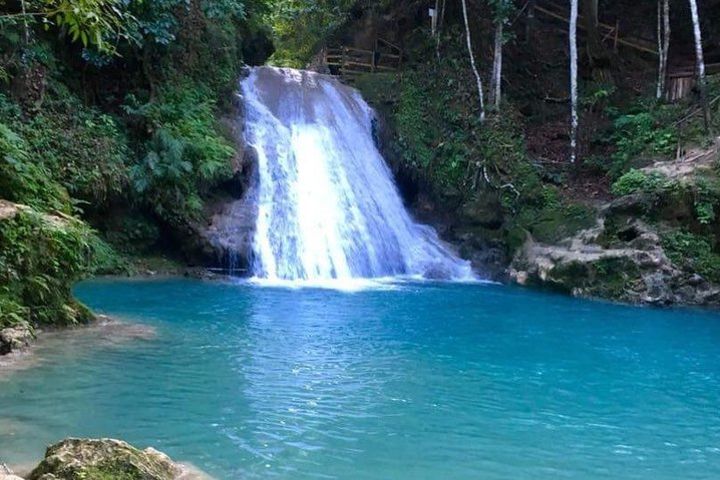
[0,315,156,371]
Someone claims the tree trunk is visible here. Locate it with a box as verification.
[570,0,579,163]
[582,0,612,81]
[20,0,30,45]
[656,0,670,100]
[490,20,503,109]
[526,0,536,43]
[582,0,602,58]
[435,0,446,60]
[460,0,485,122]
[688,0,710,131]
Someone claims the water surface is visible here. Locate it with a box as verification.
[2,278,720,479]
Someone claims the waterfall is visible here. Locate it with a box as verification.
[241,67,474,282]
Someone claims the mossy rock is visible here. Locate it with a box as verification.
[28,439,182,480]
[0,200,120,328]
[551,257,642,300]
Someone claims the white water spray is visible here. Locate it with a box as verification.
[241,67,473,282]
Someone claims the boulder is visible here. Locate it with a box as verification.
[27,438,196,480]
[0,322,33,355]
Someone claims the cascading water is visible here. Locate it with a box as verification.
[241,67,474,282]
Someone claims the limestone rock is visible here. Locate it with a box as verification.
[28,438,186,480]
[189,146,258,274]
[509,217,720,306]
[0,321,33,355]
[0,474,25,480]
[1,463,25,480]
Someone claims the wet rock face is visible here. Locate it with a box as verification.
[193,145,259,275]
[459,196,504,229]
[27,438,190,480]
[0,322,33,356]
[187,91,259,275]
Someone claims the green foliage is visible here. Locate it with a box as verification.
[693,177,720,225]
[0,119,71,212]
[124,83,234,226]
[0,208,115,327]
[267,0,356,66]
[0,89,130,212]
[611,169,670,197]
[662,230,720,283]
[395,75,436,169]
[41,0,138,53]
[581,82,616,113]
[25,111,130,208]
[607,110,676,177]
[509,194,596,249]
[0,0,137,56]
[362,54,530,196]
[103,213,160,253]
[0,293,29,328]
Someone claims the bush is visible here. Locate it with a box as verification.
[611,169,670,196]
[0,209,118,327]
[662,230,720,283]
[124,83,234,226]
[0,121,71,213]
[605,106,677,178]
[21,108,131,209]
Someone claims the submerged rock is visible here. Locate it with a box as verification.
[27,438,209,480]
[0,322,33,356]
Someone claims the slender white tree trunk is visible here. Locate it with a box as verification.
[460,0,485,122]
[570,0,579,162]
[436,0,446,60]
[490,20,503,109]
[656,0,670,100]
[688,0,710,130]
[20,0,30,45]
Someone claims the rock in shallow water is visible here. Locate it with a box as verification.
[27,438,209,480]
[0,322,33,356]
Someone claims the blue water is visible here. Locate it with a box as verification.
[2,279,720,479]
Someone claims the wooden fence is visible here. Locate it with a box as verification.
[534,1,657,55]
[324,38,402,81]
[667,63,720,101]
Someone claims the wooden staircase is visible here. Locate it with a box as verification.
[323,38,402,82]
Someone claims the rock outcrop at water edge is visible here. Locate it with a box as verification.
[0,322,33,356]
[26,438,210,480]
[510,216,720,306]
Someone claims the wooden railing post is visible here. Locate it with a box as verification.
[614,20,619,52]
[341,47,347,77]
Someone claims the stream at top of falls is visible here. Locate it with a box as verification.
[241,67,473,283]
[2,278,720,479]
